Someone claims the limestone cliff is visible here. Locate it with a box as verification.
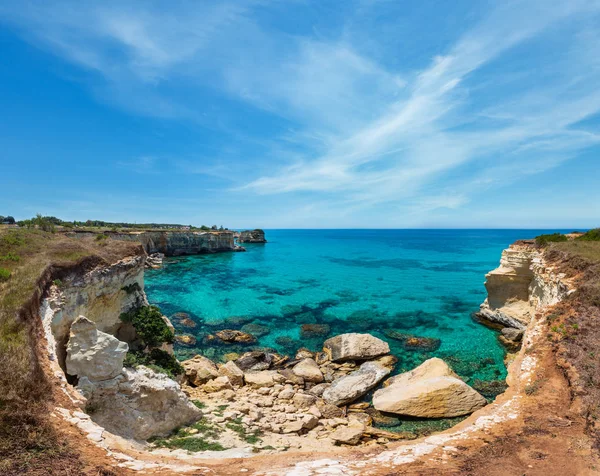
[112,230,240,256]
[41,254,146,372]
[68,230,240,256]
[238,229,267,243]
[477,241,572,329]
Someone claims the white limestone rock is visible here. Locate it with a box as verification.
[323,333,390,362]
[65,316,128,381]
[292,358,324,383]
[78,366,201,440]
[322,361,390,406]
[373,358,487,418]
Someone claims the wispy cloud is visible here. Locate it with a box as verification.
[2,0,600,226]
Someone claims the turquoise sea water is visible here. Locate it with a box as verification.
[145,229,552,432]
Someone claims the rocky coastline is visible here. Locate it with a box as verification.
[34,235,595,474]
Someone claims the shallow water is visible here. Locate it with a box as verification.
[145,229,550,434]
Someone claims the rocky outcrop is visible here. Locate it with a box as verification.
[322,362,390,406]
[42,255,146,372]
[373,358,486,418]
[110,230,240,256]
[477,245,535,328]
[78,366,201,440]
[323,333,390,362]
[238,229,267,243]
[477,242,573,329]
[182,355,219,386]
[65,316,128,381]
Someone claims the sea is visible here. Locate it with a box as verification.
[145,229,556,434]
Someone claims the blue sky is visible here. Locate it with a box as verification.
[1,0,599,228]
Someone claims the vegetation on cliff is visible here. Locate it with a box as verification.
[120,305,184,377]
[543,237,600,448]
[10,213,229,232]
[0,227,142,474]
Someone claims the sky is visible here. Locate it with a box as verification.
[1,0,599,229]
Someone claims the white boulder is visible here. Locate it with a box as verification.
[66,316,128,381]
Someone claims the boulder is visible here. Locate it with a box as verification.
[182,355,219,386]
[214,329,257,345]
[292,393,317,408]
[292,358,324,383]
[77,366,201,440]
[331,425,364,445]
[323,333,389,362]
[278,368,305,386]
[175,334,197,346]
[235,351,273,371]
[203,376,233,393]
[322,362,390,406]
[501,327,524,342]
[383,330,441,351]
[241,323,270,337]
[316,400,344,418]
[308,383,330,397]
[245,370,281,387]
[384,357,457,387]
[66,316,128,381]
[373,358,487,418]
[218,360,244,387]
[300,324,330,339]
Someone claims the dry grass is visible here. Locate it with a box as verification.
[544,240,600,449]
[0,227,142,474]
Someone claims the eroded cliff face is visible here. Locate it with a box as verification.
[112,231,238,256]
[41,255,146,374]
[478,241,572,329]
[238,229,267,243]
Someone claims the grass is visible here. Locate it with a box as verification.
[535,232,568,247]
[542,238,600,448]
[150,418,226,452]
[152,436,226,452]
[0,227,143,473]
[225,419,263,444]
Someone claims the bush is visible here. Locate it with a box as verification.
[123,349,184,378]
[120,305,174,348]
[535,233,568,247]
[0,268,11,282]
[577,228,600,241]
[95,234,107,241]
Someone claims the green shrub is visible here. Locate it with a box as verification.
[0,268,11,282]
[123,349,183,378]
[120,305,174,348]
[95,234,107,241]
[577,228,600,241]
[152,436,226,452]
[0,252,20,262]
[121,282,141,294]
[535,233,568,247]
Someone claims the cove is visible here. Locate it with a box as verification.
[145,229,547,434]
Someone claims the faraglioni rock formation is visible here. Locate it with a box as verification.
[373,358,486,418]
[238,229,267,243]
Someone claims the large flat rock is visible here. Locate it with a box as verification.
[322,361,390,406]
[373,358,487,418]
[323,333,390,362]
